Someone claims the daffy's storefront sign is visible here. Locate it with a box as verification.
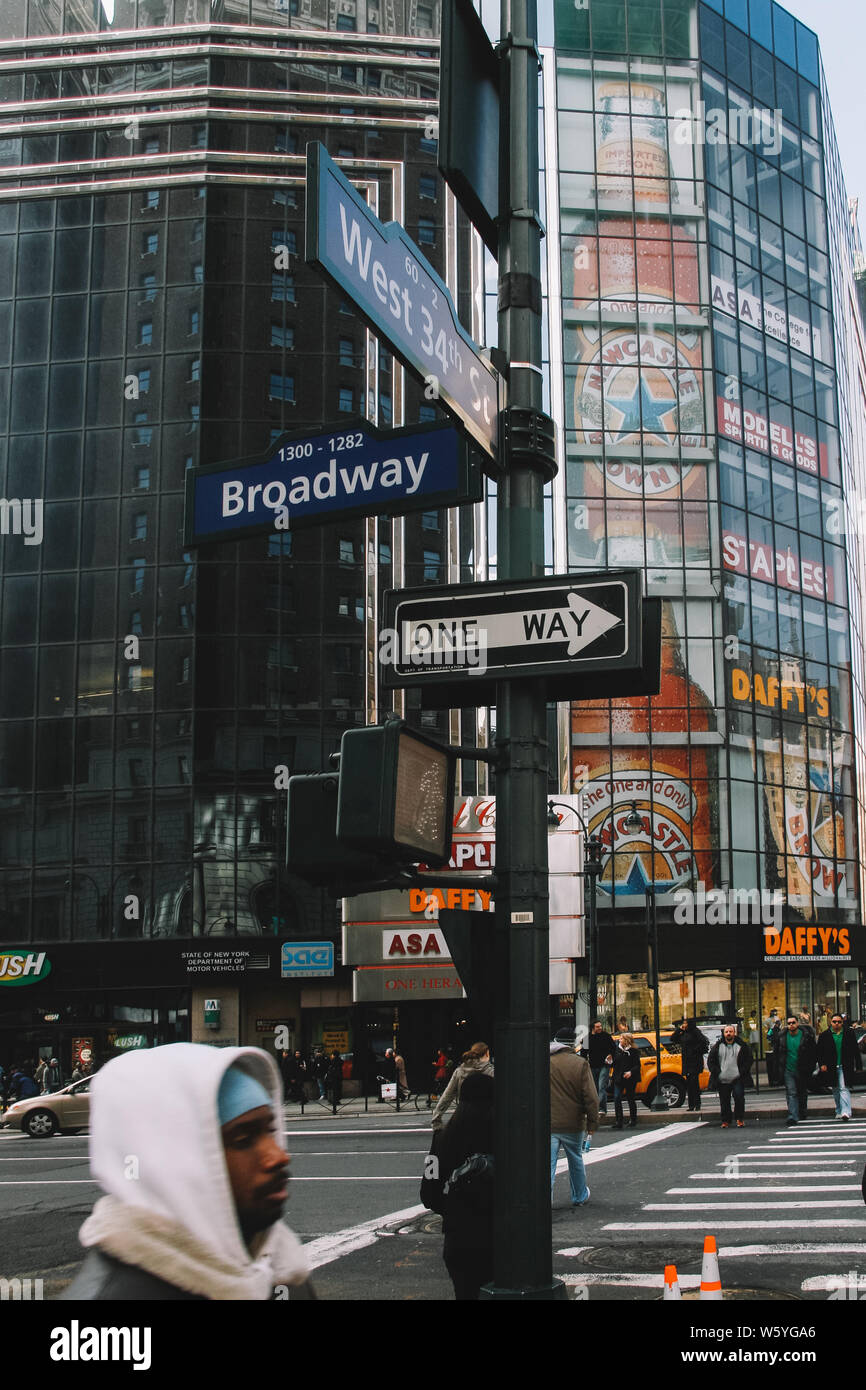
[763,926,851,963]
[0,950,51,986]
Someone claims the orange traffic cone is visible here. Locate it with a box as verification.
[663,1264,682,1300]
[699,1235,722,1299]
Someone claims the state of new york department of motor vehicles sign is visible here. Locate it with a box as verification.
[381,570,645,706]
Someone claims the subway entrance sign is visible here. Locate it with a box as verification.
[184,418,481,545]
[381,570,653,705]
[305,142,502,462]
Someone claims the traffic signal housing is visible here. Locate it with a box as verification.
[337,721,456,867]
[286,720,457,891]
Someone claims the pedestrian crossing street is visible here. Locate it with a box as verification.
[602,1118,866,1238]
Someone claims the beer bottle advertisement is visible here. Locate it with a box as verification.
[558,72,712,576]
[573,601,719,900]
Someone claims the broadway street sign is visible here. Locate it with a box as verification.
[184,418,481,545]
[381,570,647,705]
[305,142,502,462]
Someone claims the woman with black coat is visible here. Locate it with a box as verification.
[612,1033,641,1129]
[437,1071,494,1300]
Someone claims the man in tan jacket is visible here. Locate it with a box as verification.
[550,1031,599,1208]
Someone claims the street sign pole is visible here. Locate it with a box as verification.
[481,0,565,1300]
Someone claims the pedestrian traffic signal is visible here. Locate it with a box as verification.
[286,720,457,890]
[338,720,456,867]
[286,772,386,888]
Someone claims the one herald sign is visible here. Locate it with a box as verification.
[381,570,644,705]
[185,418,481,545]
[305,142,502,461]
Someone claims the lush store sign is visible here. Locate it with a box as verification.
[0,951,51,986]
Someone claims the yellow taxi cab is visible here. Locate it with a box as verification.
[628,1031,714,1109]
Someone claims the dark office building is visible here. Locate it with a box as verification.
[0,0,487,1076]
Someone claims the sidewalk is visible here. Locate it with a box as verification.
[284,1086,860,1123]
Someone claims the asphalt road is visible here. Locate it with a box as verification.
[2,1112,865,1302]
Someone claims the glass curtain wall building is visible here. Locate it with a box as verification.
[0,0,489,1071]
[545,0,866,1049]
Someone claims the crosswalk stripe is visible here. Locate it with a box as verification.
[643,1200,863,1210]
[667,1184,859,1194]
[688,1172,856,1179]
[604,1220,866,1230]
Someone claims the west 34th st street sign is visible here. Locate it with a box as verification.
[381,570,647,706]
[305,142,503,463]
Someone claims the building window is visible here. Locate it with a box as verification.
[417,218,436,246]
[271,273,296,302]
[180,656,191,683]
[143,232,158,256]
[137,368,151,394]
[191,219,203,242]
[339,337,355,366]
[274,129,299,154]
[267,533,293,556]
[189,309,200,335]
[273,187,297,206]
[143,189,160,210]
[135,466,150,490]
[182,552,194,586]
[271,323,294,348]
[133,414,152,447]
[423,549,440,581]
[139,321,153,347]
[144,139,160,155]
[193,125,207,149]
[419,136,437,155]
[422,510,440,531]
[130,560,146,594]
[189,358,200,382]
[419,404,436,422]
[339,299,353,314]
[178,604,191,629]
[132,512,148,541]
[341,65,360,83]
[269,373,295,401]
[192,263,203,284]
[380,393,392,425]
[339,538,355,564]
[271,228,297,255]
[419,174,437,200]
[336,13,356,30]
[379,540,391,566]
[140,274,156,302]
[337,147,354,161]
[128,758,146,786]
[417,2,434,30]
[338,387,353,412]
[367,68,382,87]
[129,609,143,634]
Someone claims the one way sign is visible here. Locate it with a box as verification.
[382,570,646,705]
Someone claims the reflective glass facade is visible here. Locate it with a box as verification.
[548,0,866,1028]
[0,5,488,956]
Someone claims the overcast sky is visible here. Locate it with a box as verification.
[764,0,865,240]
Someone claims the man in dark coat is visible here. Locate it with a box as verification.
[587,1021,615,1115]
[707,1025,753,1128]
[774,1015,817,1125]
[670,1018,710,1111]
[816,1013,861,1121]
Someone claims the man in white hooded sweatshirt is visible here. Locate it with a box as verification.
[62,1043,310,1300]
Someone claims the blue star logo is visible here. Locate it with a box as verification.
[605,373,676,445]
